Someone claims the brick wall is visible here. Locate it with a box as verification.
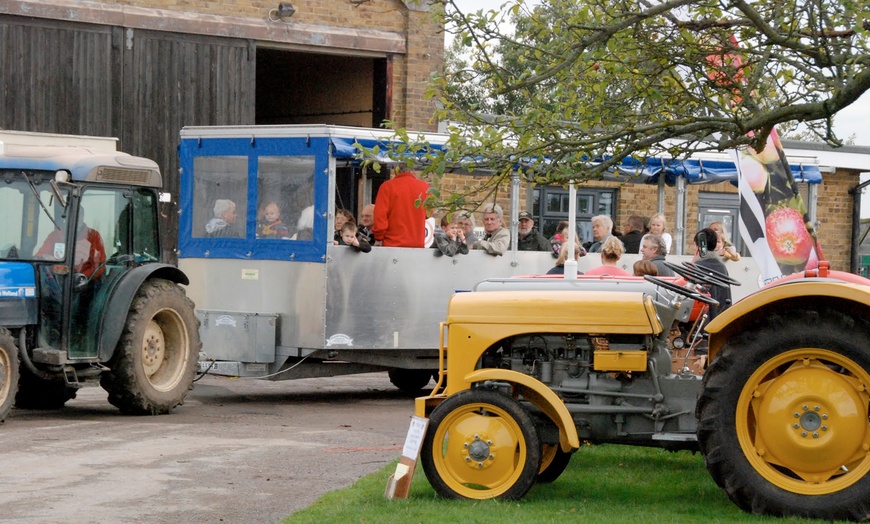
[815,169,856,271]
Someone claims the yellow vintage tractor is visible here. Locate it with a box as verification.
[415,262,870,521]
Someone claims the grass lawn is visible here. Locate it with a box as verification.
[284,444,842,524]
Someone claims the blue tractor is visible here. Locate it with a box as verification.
[0,131,200,422]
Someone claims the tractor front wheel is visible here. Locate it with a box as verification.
[100,279,200,415]
[0,330,19,422]
[420,388,541,500]
[697,310,870,520]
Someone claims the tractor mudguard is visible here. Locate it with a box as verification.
[705,280,870,360]
[97,264,190,362]
[463,368,581,453]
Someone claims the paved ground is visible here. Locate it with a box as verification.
[0,372,420,524]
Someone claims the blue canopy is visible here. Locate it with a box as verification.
[331,136,822,185]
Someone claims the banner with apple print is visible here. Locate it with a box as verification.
[731,129,819,286]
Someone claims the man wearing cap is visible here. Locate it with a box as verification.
[517,211,551,252]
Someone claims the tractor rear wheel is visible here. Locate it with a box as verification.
[421,389,541,500]
[0,330,19,422]
[537,443,572,483]
[697,310,870,520]
[100,279,200,415]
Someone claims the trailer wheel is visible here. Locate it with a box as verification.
[697,310,870,520]
[0,330,19,422]
[421,389,541,500]
[387,368,433,393]
[15,366,76,410]
[100,279,200,415]
[537,444,572,483]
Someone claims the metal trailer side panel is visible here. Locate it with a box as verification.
[179,258,327,355]
[323,246,559,351]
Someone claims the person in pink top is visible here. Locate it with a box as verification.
[372,168,431,247]
[585,236,632,276]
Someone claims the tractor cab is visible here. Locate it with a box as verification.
[0,135,162,361]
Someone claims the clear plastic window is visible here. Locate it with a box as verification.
[0,171,69,260]
[192,156,248,239]
[256,156,315,240]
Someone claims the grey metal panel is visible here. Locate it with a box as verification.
[198,310,277,363]
[323,246,558,350]
[182,247,761,361]
[179,257,327,352]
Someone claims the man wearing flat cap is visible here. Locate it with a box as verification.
[516,211,550,252]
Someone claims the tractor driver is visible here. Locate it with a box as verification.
[36,218,107,280]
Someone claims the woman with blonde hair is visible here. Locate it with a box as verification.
[547,240,584,275]
[642,213,672,255]
[708,221,741,262]
[585,236,632,276]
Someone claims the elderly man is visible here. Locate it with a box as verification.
[358,203,376,243]
[640,234,675,276]
[588,215,614,253]
[516,211,550,251]
[473,203,510,256]
[205,199,241,238]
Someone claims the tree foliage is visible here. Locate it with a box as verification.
[391,0,870,209]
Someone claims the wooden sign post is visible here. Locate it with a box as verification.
[385,415,428,500]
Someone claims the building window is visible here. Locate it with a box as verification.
[532,187,617,245]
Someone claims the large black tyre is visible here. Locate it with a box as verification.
[421,389,541,500]
[537,444,573,483]
[697,310,870,521]
[0,329,19,422]
[100,279,200,415]
[387,368,433,393]
[15,365,76,410]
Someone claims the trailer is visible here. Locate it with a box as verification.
[177,125,765,390]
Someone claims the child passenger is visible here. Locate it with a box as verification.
[432,215,469,257]
[335,222,371,253]
[257,201,290,239]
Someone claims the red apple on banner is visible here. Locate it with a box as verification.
[766,206,813,266]
[739,155,769,193]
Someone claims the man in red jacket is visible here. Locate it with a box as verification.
[372,168,430,247]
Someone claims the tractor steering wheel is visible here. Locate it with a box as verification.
[644,275,719,306]
[682,261,742,286]
[664,261,741,289]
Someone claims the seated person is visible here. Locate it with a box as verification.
[693,228,733,321]
[335,222,371,253]
[291,205,314,241]
[633,259,658,277]
[334,209,355,242]
[257,201,290,239]
[585,236,631,276]
[547,241,584,275]
[432,215,469,257]
[205,199,241,238]
[36,220,106,280]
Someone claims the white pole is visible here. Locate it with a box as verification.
[564,180,578,279]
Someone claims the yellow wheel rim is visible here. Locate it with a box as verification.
[432,401,529,499]
[539,443,558,474]
[736,348,870,495]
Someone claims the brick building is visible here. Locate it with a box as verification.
[0,0,443,254]
[2,0,867,270]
